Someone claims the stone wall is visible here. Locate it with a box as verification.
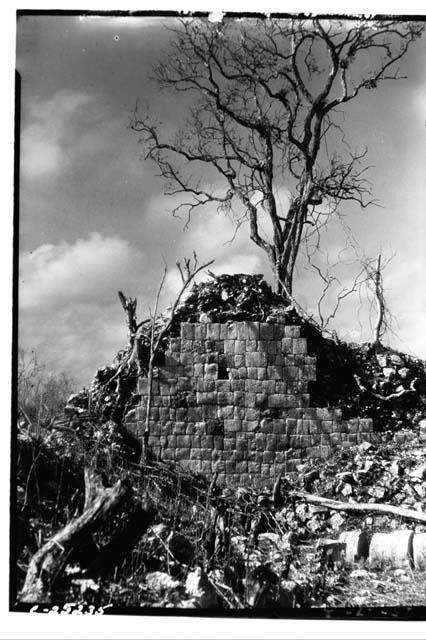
[126,321,373,487]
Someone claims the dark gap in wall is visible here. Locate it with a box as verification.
[218,365,230,380]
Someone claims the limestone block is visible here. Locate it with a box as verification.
[234,355,245,368]
[301,365,316,381]
[306,446,320,459]
[180,352,194,366]
[245,393,257,408]
[246,339,257,352]
[218,405,234,420]
[243,420,258,432]
[292,338,307,355]
[181,323,195,340]
[236,367,247,379]
[245,408,259,421]
[267,341,277,355]
[228,324,239,340]
[296,419,310,435]
[172,423,186,436]
[256,367,267,380]
[197,391,217,404]
[284,355,296,366]
[263,451,275,464]
[246,351,267,367]
[206,420,222,436]
[177,377,192,391]
[330,433,342,445]
[217,391,233,406]
[200,448,211,460]
[260,418,273,434]
[268,393,286,408]
[150,423,161,436]
[137,406,147,422]
[338,530,369,565]
[283,366,299,381]
[192,363,203,378]
[259,323,274,340]
[273,323,286,339]
[187,407,202,422]
[236,323,246,339]
[273,354,283,366]
[204,363,218,379]
[138,378,149,395]
[202,461,214,474]
[193,324,206,340]
[224,339,235,354]
[234,339,246,354]
[224,437,236,451]
[275,382,288,394]
[261,380,275,394]
[321,420,333,433]
[236,461,248,474]
[284,325,301,338]
[244,380,261,393]
[261,463,271,477]
[369,531,414,568]
[267,365,283,379]
[255,393,267,408]
[206,323,221,341]
[285,418,297,434]
[413,533,426,570]
[281,337,293,353]
[273,419,286,434]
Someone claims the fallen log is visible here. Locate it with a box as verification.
[290,490,426,524]
[19,468,131,603]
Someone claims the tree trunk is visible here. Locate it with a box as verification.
[19,468,131,604]
[291,490,426,524]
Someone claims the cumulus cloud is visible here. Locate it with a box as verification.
[21,90,95,179]
[19,233,145,310]
[19,234,148,385]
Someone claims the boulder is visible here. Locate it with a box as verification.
[413,533,426,570]
[369,530,414,568]
[410,462,426,481]
[383,367,396,379]
[185,567,218,608]
[145,571,179,593]
[339,530,369,564]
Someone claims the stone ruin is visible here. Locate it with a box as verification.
[125,320,373,487]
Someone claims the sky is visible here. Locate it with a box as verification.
[16,13,426,389]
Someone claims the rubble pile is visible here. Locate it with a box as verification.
[65,274,426,436]
[18,272,426,610]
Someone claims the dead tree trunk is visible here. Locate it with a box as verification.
[19,468,131,604]
[291,490,426,524]
[372,253,385,345]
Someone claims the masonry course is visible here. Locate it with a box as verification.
[126,321,373,487]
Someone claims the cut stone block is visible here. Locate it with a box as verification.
[413,533,426,570]
[369,530,414,568]
[339,530,369,564]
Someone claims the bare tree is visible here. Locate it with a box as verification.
[132,17,423,296]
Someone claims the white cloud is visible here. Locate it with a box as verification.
[18,234,149,385]
[19,233,145,310]
[21,90,95,179]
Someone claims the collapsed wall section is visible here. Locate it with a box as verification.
[126,321,373,487]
